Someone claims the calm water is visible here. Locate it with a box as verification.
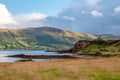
[0,50,72,62]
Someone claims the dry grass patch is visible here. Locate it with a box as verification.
[0,57,119,80]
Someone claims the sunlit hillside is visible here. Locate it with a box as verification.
[0,27,97,50]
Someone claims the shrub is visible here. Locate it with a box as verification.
[94,51,102,56]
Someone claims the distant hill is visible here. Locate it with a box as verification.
[96,34,120,40]
[0,27,97,50]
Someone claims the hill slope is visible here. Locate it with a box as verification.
[0,27,97,50]
[71,39,120,52]
[96,34,120,40]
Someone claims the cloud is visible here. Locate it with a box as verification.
[114,6,120,13]
[91,10,103,17]
[1,0,120,34]
[0,3,47,29]
[12,13,47,28]
[14,13,47,22]
[62,16,76,21]
[43,0,120,34]
[0,4,16,26]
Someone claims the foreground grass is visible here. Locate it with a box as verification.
[0,57,120,80]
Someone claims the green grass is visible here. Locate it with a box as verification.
[37,68,64,80]
[0,67,118,80]
[73,39,120,53]
[89,69,120,80]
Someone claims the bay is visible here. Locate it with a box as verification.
[0,50,72,62]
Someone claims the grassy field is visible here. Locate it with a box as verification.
[0,57,120,80]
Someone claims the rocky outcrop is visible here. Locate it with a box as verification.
[7,54,79,59]
[74,42,90,49]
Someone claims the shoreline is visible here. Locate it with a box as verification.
[7,54,79,59]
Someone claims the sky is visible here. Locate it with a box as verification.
[0,0,120,34]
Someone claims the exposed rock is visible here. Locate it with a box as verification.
[7,54,79,59]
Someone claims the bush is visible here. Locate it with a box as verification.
[94,51,102,56]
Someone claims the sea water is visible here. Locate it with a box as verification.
[0,50,72,62]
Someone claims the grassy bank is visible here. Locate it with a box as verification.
[0,57,120,80]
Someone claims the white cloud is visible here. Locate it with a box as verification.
[7,13,47,29]
[0,4,16,25]
[114,6,120,13]
[13,13,47,27]
[0,3,47,29]
[86,0,100,6]
[91,10,103,17]
[14,13,47,22]
[62,16,76,21]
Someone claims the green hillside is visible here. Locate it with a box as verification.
[71,39,120,52]
[0,27,97,50]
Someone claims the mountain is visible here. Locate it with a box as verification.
[0,27,97,50]
[96,34,120,40]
